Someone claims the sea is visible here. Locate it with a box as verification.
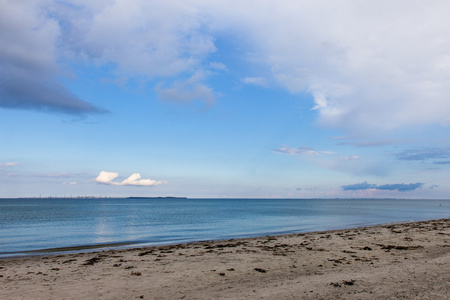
[0,198,449,258]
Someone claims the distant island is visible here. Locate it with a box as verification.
[126,197,188,199]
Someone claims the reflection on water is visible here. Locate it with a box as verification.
[0,198,448,257]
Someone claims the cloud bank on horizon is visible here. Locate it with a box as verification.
[1,0,450,132]
[96,171,167,187]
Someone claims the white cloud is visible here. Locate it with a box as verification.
[95,171,167,186]
[96,171,118,184]
[0,162,18,167]
[199,1,450,131]
[4,0,450,130]
[65,0,216,78]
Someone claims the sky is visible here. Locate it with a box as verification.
[1,0,450,198]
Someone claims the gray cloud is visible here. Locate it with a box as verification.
[342,181,424,192]
[0,1,104,115]
[0,72,105,114]
[341,181,377,191]
[376,183,424,192]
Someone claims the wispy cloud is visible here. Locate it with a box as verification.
[156,72,216,108]
[273,146,333,156]
[96,171,167,187]
[322,157,388,177]
[339,155,360,161]
[37,172,84,178]
[62,181,78,185]
[209,62,228,71]
[0,162,18,168]
[395,148,450,161]
[342,181,424,192]
[274,146,387,176]
[296,186,319,191]
[338,139,401,147]
[241,77,268,87]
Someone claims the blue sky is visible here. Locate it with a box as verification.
[1,0,450,198]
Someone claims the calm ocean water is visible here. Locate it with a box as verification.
[0,198,449,258]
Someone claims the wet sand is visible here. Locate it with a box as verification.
[1,218,449,299]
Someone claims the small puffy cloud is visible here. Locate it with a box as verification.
[241,77,268,87]
[273,146,333,156]
[429,184,439,190]
[96,171,118,184]
[342,181,424,192]
[0,162,18,167]
[96,171,167,186]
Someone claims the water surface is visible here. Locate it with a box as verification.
[0,198,448,258]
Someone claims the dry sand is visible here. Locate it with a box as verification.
[1,219,449,299]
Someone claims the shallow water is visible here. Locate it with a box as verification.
[0,198,449,257]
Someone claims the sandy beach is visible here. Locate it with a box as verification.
[1,218,449,299]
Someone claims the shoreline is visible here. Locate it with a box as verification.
[0,217,438,260]
[1,218,449,299]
